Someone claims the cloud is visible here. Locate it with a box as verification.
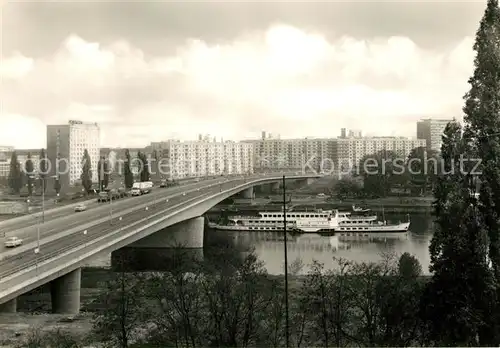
[0,23,475,148]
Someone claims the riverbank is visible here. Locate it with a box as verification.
[210,196,433,214]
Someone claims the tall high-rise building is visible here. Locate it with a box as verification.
[47,120,100,192]
[417,118,454,152]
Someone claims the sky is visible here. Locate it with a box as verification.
[0,0,487,149]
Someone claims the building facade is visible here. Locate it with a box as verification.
[245,129,425,175]
[47,120,100,192]
[416,118,454,152]
[0,147,40,178]
[147,139,254,179]
[333,136,426,172]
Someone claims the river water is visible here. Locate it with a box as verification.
[205,213,434,275]
[88,213,434,275]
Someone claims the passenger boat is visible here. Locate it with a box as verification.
[207,209,410,234]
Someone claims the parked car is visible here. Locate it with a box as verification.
[5,236,23,248]
[74,204,87,212]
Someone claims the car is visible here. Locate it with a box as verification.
[74,204,87,212]
[5,236,23,248]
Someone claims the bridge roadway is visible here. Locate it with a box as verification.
[0,173,318,311]
[0,176,238,251]
[0,176,227,235]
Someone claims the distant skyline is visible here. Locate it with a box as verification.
[0,1,486,148]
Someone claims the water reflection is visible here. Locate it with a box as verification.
[205,213,434,275]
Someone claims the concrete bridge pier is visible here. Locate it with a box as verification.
[130,216,205,249]
[270,182,280,193]
[241,187,254,199]
[0,298,17,313]
[116,217,205,272]
[50,268,81,314]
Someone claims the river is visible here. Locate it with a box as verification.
[204,213,434,275]
[87,213,434,275]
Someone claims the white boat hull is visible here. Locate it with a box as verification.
[207,222,410,234]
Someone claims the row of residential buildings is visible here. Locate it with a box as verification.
[0,118,453,193]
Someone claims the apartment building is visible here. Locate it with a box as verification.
[244,135,336,174]
[246,130,425,175]
[0,146,14,177]
[0,147,41,178]
[417,118,454,152]
[147,138,254,179]
[47,120,100,192]
[334,136,426,171]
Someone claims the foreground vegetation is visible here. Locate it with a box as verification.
[15,250,428,348]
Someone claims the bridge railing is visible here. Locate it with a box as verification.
[0,173,321,283]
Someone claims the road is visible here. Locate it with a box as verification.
[0,177,217,232]
[0,176,258,279]
[0,177,235,251]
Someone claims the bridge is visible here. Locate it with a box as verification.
[0,173,321,314]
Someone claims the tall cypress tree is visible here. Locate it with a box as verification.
[98,156,107,191]
[463,0,500,283]
[8,151,22,194]
[124,149,133,189]
[39,148,47,193]
[138,152,150,182]
[461,1,500,344]
[81,149,93,193]
[420,121,497,345]
[25,153,34,196]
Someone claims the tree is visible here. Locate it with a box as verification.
[406,146,440,195]
[332,178,362,200]
[420,120,497,346]
[151,150,159,180]
[137,152,150,182]
[463,0,500,290]
[39,148,47,193]
[398,252,422,280]
[98,156,109,191]
[25,153,34,196]
[124,149,134,189]
[81,149,93,193]
[8,151,22,194]
[358,150,400,197]
[92,255,149,348]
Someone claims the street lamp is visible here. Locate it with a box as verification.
[29,174,57,223]
[109,192,113,225]
[34,247,40,273]
[83,229,87,248]
[27,198,41,253]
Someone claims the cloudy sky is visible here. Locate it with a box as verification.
[0,0,487,148]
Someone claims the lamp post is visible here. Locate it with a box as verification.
[30,174,57,223]
[83,229,87,248]
[282,174,290,348]
[34,246,40,273]
[109,193,113,224]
